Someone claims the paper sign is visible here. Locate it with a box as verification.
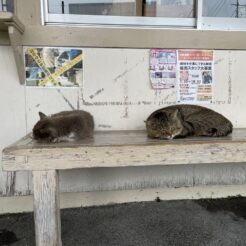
[150,49,177,89]
[177,50,213,104]
[25,47,83,87]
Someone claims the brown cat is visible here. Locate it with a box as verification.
[146,104,233,139]
[33,110,94,142]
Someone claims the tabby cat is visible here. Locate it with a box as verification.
[33,110,94,142]
[146,104,232,139]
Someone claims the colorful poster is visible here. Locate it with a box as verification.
[177,50,213,104]
[150,49,177,89]
[24,47,83,87]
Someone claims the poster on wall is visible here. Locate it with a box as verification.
[24,47,83,87]
[149,49,177,89]
[177,50,214,104]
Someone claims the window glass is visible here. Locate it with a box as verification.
[0,0,14,12]
[145,0,195,18]
[48,0,137,16]
[47,0,195,18]
[203,0,246,18]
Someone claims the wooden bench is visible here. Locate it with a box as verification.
[2,129,246,246]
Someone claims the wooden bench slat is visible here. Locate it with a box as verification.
[2,129,246,171]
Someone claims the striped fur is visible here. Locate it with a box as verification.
[146,104,233,139]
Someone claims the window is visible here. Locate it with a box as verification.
[203,0,246,18]
[43,0,196,27]
[46,0,195,17]
[0,0,14,12]
[202,0,246,30]
[42,0,246,30]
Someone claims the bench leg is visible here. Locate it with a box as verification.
[33,170,62,246]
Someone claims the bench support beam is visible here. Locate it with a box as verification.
[33,170,61,246]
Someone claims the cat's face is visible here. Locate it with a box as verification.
[32,112,55,140]
[146,109,184,139]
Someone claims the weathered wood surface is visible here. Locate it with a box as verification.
[33,170,61,246]
[2,129,246,171]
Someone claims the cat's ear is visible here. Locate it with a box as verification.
[39,112,47,119]
[170,109,181,121]
[154,111,167,121]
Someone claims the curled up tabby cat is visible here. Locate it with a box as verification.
[33,110,94,142]
[146,104,233,139]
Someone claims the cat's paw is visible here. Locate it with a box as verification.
[207,128,217,136]
[208,128,227,137]
[50,137,60,143]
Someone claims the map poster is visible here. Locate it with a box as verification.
[24,47,83,87]
[177,50,214,104]
[150,49,177,89]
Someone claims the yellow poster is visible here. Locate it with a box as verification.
[25,47,83,87]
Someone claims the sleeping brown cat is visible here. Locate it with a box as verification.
[33,110,94,142]
[146,104,232,139]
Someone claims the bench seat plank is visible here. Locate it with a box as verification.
[2,129,246,171]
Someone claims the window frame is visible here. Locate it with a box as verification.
[1,0,241,50]
[201,17,246,31]
[42,0,246,31]
[42,0,197,28]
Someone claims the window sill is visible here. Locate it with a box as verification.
[21,24,246,50]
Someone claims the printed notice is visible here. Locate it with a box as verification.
[25,47,83,87]
[177,50,213,104]
[150,49,177,89]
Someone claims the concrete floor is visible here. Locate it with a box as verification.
[1,197,246,246]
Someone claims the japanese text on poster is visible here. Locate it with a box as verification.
[25,47,83,87]
[150,49,177,89]
[177,50,213,104]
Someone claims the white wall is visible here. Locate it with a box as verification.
[1,46,246,196]
[0,46,28,195]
